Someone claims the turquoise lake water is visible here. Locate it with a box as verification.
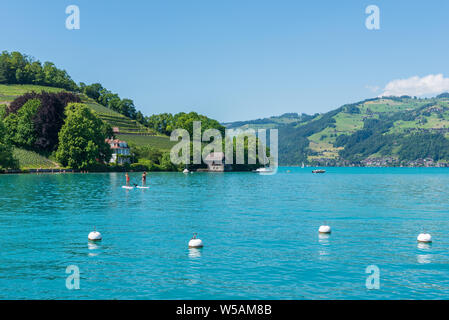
[1,167,449,299]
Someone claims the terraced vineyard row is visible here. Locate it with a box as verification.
[97,114,157,135]
[85,102,157,135]
[12,148,58,169]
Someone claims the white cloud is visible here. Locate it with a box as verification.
[365,85,380,93]
[380,74,449,97]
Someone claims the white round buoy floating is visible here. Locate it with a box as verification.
[319,225,331,234]
[188,233,203,248]
[88,230,102,241]
[417,233,432,243]
[183,168,189,174]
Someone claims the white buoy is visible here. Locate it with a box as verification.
[188,233,203,248]
[417,233,432,243]
[88,230,102,241]
[183,168,189,174]
[319,225,331,234]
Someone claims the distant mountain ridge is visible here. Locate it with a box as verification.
[224,94,449,166]
[223,112,316,130]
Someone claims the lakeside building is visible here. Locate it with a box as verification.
[106,138,131,164]
[204,152,226,171]
[202,152,233,172]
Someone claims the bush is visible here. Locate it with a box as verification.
[130,160,156,171]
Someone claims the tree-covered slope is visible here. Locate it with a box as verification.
[0,52,227,171]
[225,94,449,166]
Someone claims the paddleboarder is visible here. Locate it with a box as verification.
[125,173,130,186]
[142,171,147,186]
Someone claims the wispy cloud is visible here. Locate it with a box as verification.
[365,85,380,93]
[380,74,449,97]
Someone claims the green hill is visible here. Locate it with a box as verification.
[0,84,175,170]
[225,95,449,166]
[0,84,170,142]
[223,112,316,131]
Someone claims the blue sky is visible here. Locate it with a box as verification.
[2,0,449,122]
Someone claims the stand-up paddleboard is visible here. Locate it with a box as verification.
[137,186,150,189]
[122,186,134,190]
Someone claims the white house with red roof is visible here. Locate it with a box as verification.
[106,138,131,164]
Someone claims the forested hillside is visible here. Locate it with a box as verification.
[0,51,226,171]
[226,95,449,166]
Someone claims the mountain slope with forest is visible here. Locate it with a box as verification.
[225,94,449,166]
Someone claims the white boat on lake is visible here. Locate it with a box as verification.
[255,167,275,175]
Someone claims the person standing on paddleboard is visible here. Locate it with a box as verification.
[125,173,130,186]
[142,172,147,186]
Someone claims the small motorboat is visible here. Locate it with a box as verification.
[312,169,326,174]
[254,167,274,175]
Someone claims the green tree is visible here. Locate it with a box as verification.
[135,111,146,125]
[0,120,17,169]
[0,104,6,119]
[119,99,137,119]
[173,112,225,137]
[3,99,40,149]
[131,144,163,164]
[56,103,112,169]
[0,63,7,83]
[146,113,175,135]
[81,83,103,101]
[158,152,178,171]
[146,112,225,137]
[26,61,45,85]
[0,51,15,83]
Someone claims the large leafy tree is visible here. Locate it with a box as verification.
[173,112,225,137]
[79,83,103,101]
[56,103,112,169]
[0,60,9,84]
[146,113,175,135]
[0,120,17,169]
[146,112,225,137]
[7,91,80,152]
[3,99,40,149]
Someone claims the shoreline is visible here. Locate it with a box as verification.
[2,165,449,175]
